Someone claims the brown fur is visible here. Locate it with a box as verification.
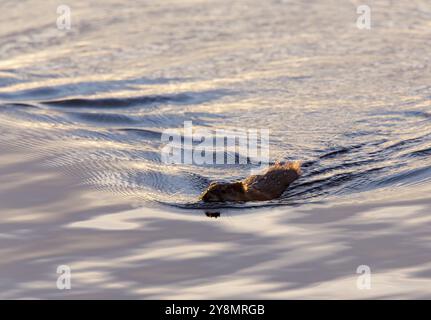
[200,161,301,203]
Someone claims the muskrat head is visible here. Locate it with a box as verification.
[200,181,245,203]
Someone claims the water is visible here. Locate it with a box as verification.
[1,0,431,299]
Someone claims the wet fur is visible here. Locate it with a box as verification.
[200,161,301,203]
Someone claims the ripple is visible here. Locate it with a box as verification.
[115,128,163,140]
[69,112,141,125]
[40,89,230,110]
[42,94,192,109]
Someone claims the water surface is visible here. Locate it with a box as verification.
[1,0,431,299]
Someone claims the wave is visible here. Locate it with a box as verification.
[1,88,430,210]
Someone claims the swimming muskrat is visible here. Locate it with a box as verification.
[200,161,301,202]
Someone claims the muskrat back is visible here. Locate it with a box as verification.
[200,161,301,203]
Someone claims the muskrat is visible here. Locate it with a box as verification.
[200,161,301,202]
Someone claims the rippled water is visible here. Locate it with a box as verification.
[1,0,431,299]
